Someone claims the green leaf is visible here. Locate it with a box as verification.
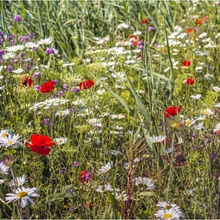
[108,90,134,116]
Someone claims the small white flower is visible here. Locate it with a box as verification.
[9,175,26,187]
[37,37,53,45]
[55,109,70,117]
[5,186,39,208]
[100,162,113,173]
[96,89,105,95]
[0,163,9,175]
[117,23,130,30]
[2,52,16,60]
[134,177,155,189]
[77,109,91,117]
[114,191,128,201]
[193,122,204,130]
[201,108,214,116]
[12,68,24,74]
[133,31,142,36]
[96,184,115,193]
[146,135,166,143]
[204,73,213,80]
[190,94,202,100]
[54,138,68,145]
[62,62,75,67]
[213,86,220,92]
[110,150,123,156]
[25,42,39,48]
[5,45,25,52]
[111,114,125,119]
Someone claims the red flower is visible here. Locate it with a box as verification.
[80,170,92,183]
[25,134,55,155]
[40,80,55,93]
[184,78,195,85]
[196,19,203,24]
[165,106,181,118]
[186,28,196,34]
[21,76,32,87]
[79,80,94,90]
[141,19,148,24]
[182,60,191,67]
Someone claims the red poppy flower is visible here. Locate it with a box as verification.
[184,78,195,85]
[196,19,203,24]
[141,19,148,24]
[79,80,94,90]
[182,60,191,67]
[21,76,32,87]
[25,134,55,155]
[40,80,55,93]
[186,28,196,34]
[165,106,181,118]
[80,170,92,183]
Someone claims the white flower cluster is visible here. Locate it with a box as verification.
[29,98,69,111]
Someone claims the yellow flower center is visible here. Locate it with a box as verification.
[164,213,173,219]
[17,191,28,199]
[185,121,191,126]
[8,141,13,145]
[203,110,209,115]
[82,110,87,114]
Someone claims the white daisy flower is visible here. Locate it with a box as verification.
[117,23,130,30]
[201,108,214,116]
[77,109,91,117]
[54,138,68,145]
[114,191,128,201]
[133,31,142,36]
[155,207,184,219]
[0,162,10,175]
[5,45,24,52]
[0,134,20,148]
[37,37,53,45]
[100,162,113,173]
[96,184,114,193]
[193,122,204,130]
[146,135,166,143]
[5,186,39,208]
[9,175,26,187]
[55,109,70,117]
[25,42,39,49]
[111,114,125,119]
[134,177,155,189]
[2,52,16,60]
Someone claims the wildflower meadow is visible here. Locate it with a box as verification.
[0,0,220,219]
